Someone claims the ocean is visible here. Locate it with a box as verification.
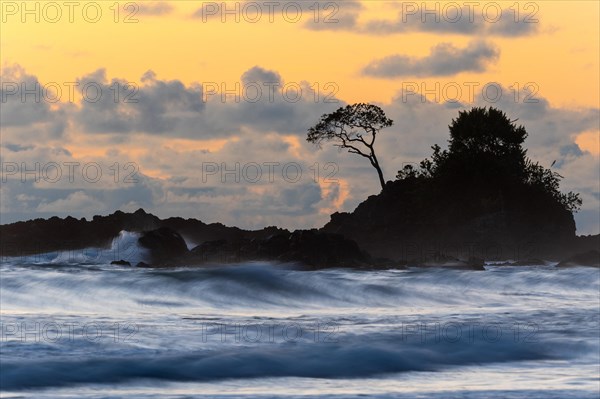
[1,232,599,398]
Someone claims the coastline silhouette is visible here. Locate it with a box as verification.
[2,107,598,268]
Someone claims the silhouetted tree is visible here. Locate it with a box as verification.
[429,107,528,181]
[523,160,582,212]
[307,103,393,190]
[396,107,582,213]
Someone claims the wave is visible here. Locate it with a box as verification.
[2,230,149,267]
[0,328,587,390]
[2,249,598,395]
[2,261,599,314]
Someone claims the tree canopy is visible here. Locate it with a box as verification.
[307,103,393,190]
[397,107,581,213]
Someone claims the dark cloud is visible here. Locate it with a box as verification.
[137,2,174,16]
[0,65,70,139]
[74,69,205,134]
[488,16,540,37]
[303,0,364,31]
[191,67,343,137]
[241,66,282,86]
[0,147,165,224]
[70,67,342,139]
[553,144,585,169]
[363,5,538,37]
[189,1,538,37]
[3,144,35,152]
[269,183,322,215]
[362,41,499,78]
[192,0,363,28]
[560,144,584,157]
[273,3,540,37]
[0,63,337,141]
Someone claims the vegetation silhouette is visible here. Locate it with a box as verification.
[396,107,582,213]
[307,103,393,190]
[324,106,583,261]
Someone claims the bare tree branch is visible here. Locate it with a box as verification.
[306,103,393,191]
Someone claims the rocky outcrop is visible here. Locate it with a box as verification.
[279,230,371,268]
[322,178,584,262]
[1,205,595,268]
[180,230,372,269]
[138,227,189,264]
[557,250,600,268]
[0,208,160,257]
[110,260,132,266]
[0,209,288,258]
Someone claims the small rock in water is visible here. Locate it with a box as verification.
[110,259,131,266]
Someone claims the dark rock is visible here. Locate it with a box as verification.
[136,261,151,268]
[0,208,160,257]
[467,257,485,269]
[370,257,407,270]
[138,227,188,264]
[189,239,243,263]
[512,258,548,266]
[2,205,596,268]
[0,209,290,258]
[182,230,371,269]
[408,252,456,266]
[321,173,580,262]
[557,250,600,268]
[191,239,228,253]
[281,230,370,268]
[258,234,290,257]
[110,259,131,266]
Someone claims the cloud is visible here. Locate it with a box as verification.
[1,65,598,234]
[284,3,539,37]
[36,191,106,213]
[303,1,364,31]
[241,66,282,86]
[0,64,71,139]
[137,2,174,16]
[3,143,34,152]
[194,66,343,137]
[362,41,499,78]
[0,126,341,229]
[363,5,539,37]
[68,66,342,139]
[74,69,205,135]
[191,0,363,29]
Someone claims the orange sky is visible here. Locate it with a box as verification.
[1,1,598,108]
